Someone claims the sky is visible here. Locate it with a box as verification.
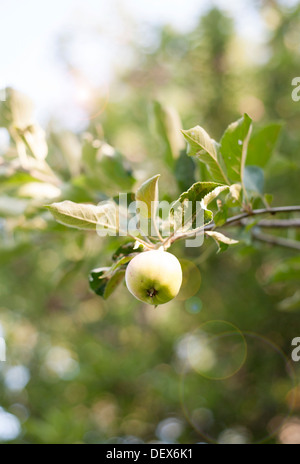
[0,0,298,129]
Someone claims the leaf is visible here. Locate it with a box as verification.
[205,231,239,253]
[153,101,185,166]
[89,267,125,299]
[82,134,99,172]
[82,138,136,194]
[104,270,126,299]
[226,184,242,207]
[243,166,264,195]
[220,114,252,183]
[21,124,48,161]
[264,193,274,207]
[182,126,229,184]
[98,143,136,191]
[0,171,39,190]
[101,256,134,279]
[113,192,135,206]
[202,185,229,208]
[89,254,135,299]
[112,241,143,261]
[171,182,220,234]
[214,202,229,227]
[247,123,283,168]
[175,182,224,205]
[52,131,81,175]
[0,87,34,129]
[136,174,160,219]
[174,150,196,193]
[46,200,119,233]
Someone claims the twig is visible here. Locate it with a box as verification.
[138,229,154,246]
[161,232,175,250]
[250,219,300,229]
[152,217,164,243]
[165,205,300,248]
[251,229,300,251]
[127,233,154,250]
[205,206,300,231]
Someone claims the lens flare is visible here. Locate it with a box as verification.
[179,329,296,444]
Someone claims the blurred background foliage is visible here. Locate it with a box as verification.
[0,0,300,444]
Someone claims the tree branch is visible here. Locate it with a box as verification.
[251,229,300,251]
[249,219,300,229]
[205,206,300,231]
[163,205,300,249]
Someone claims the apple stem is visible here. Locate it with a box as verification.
[147,288,158,298]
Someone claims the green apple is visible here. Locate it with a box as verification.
[125,250,183,305]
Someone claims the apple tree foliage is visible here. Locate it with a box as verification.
[1,88,299,307]
[0,5,300,444]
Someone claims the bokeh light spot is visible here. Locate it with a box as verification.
[185,297,203,314]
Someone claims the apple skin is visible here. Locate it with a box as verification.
[125,250,183,305]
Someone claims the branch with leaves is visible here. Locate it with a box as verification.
[46,113,300,300]
[1,89,299,302]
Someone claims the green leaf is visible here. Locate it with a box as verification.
[112,241,143,261]
[89,267,125,299]
[171,182,220,234]
[112,192,135,206]
[153,101,185,167]
[0,171,39,190]
[82,134,99,172]
[89,254,135,299]
[247,123,283,167]
[202,185,229,208]
[264,193,274,207]
[101,256,134,279]
[220,114,252,183]
[174,150,196,193]
[214,202,229,227]
[175,182,224,205]
[99,143,136,191]
[243,166,264,195]
[104,270,126,299]
[0,87,34,129]
[46,200,119,233]
[225,184,243,207]
[51,131,81,176]
[18,124,48,161]
[136,174,160,219]
[89,267,110,296]
[205,231,239,253]
[182,126,229,184]
[81,138,136,194]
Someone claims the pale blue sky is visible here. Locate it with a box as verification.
[1,0,296,129]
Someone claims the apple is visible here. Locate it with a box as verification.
[125,250,183,305]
